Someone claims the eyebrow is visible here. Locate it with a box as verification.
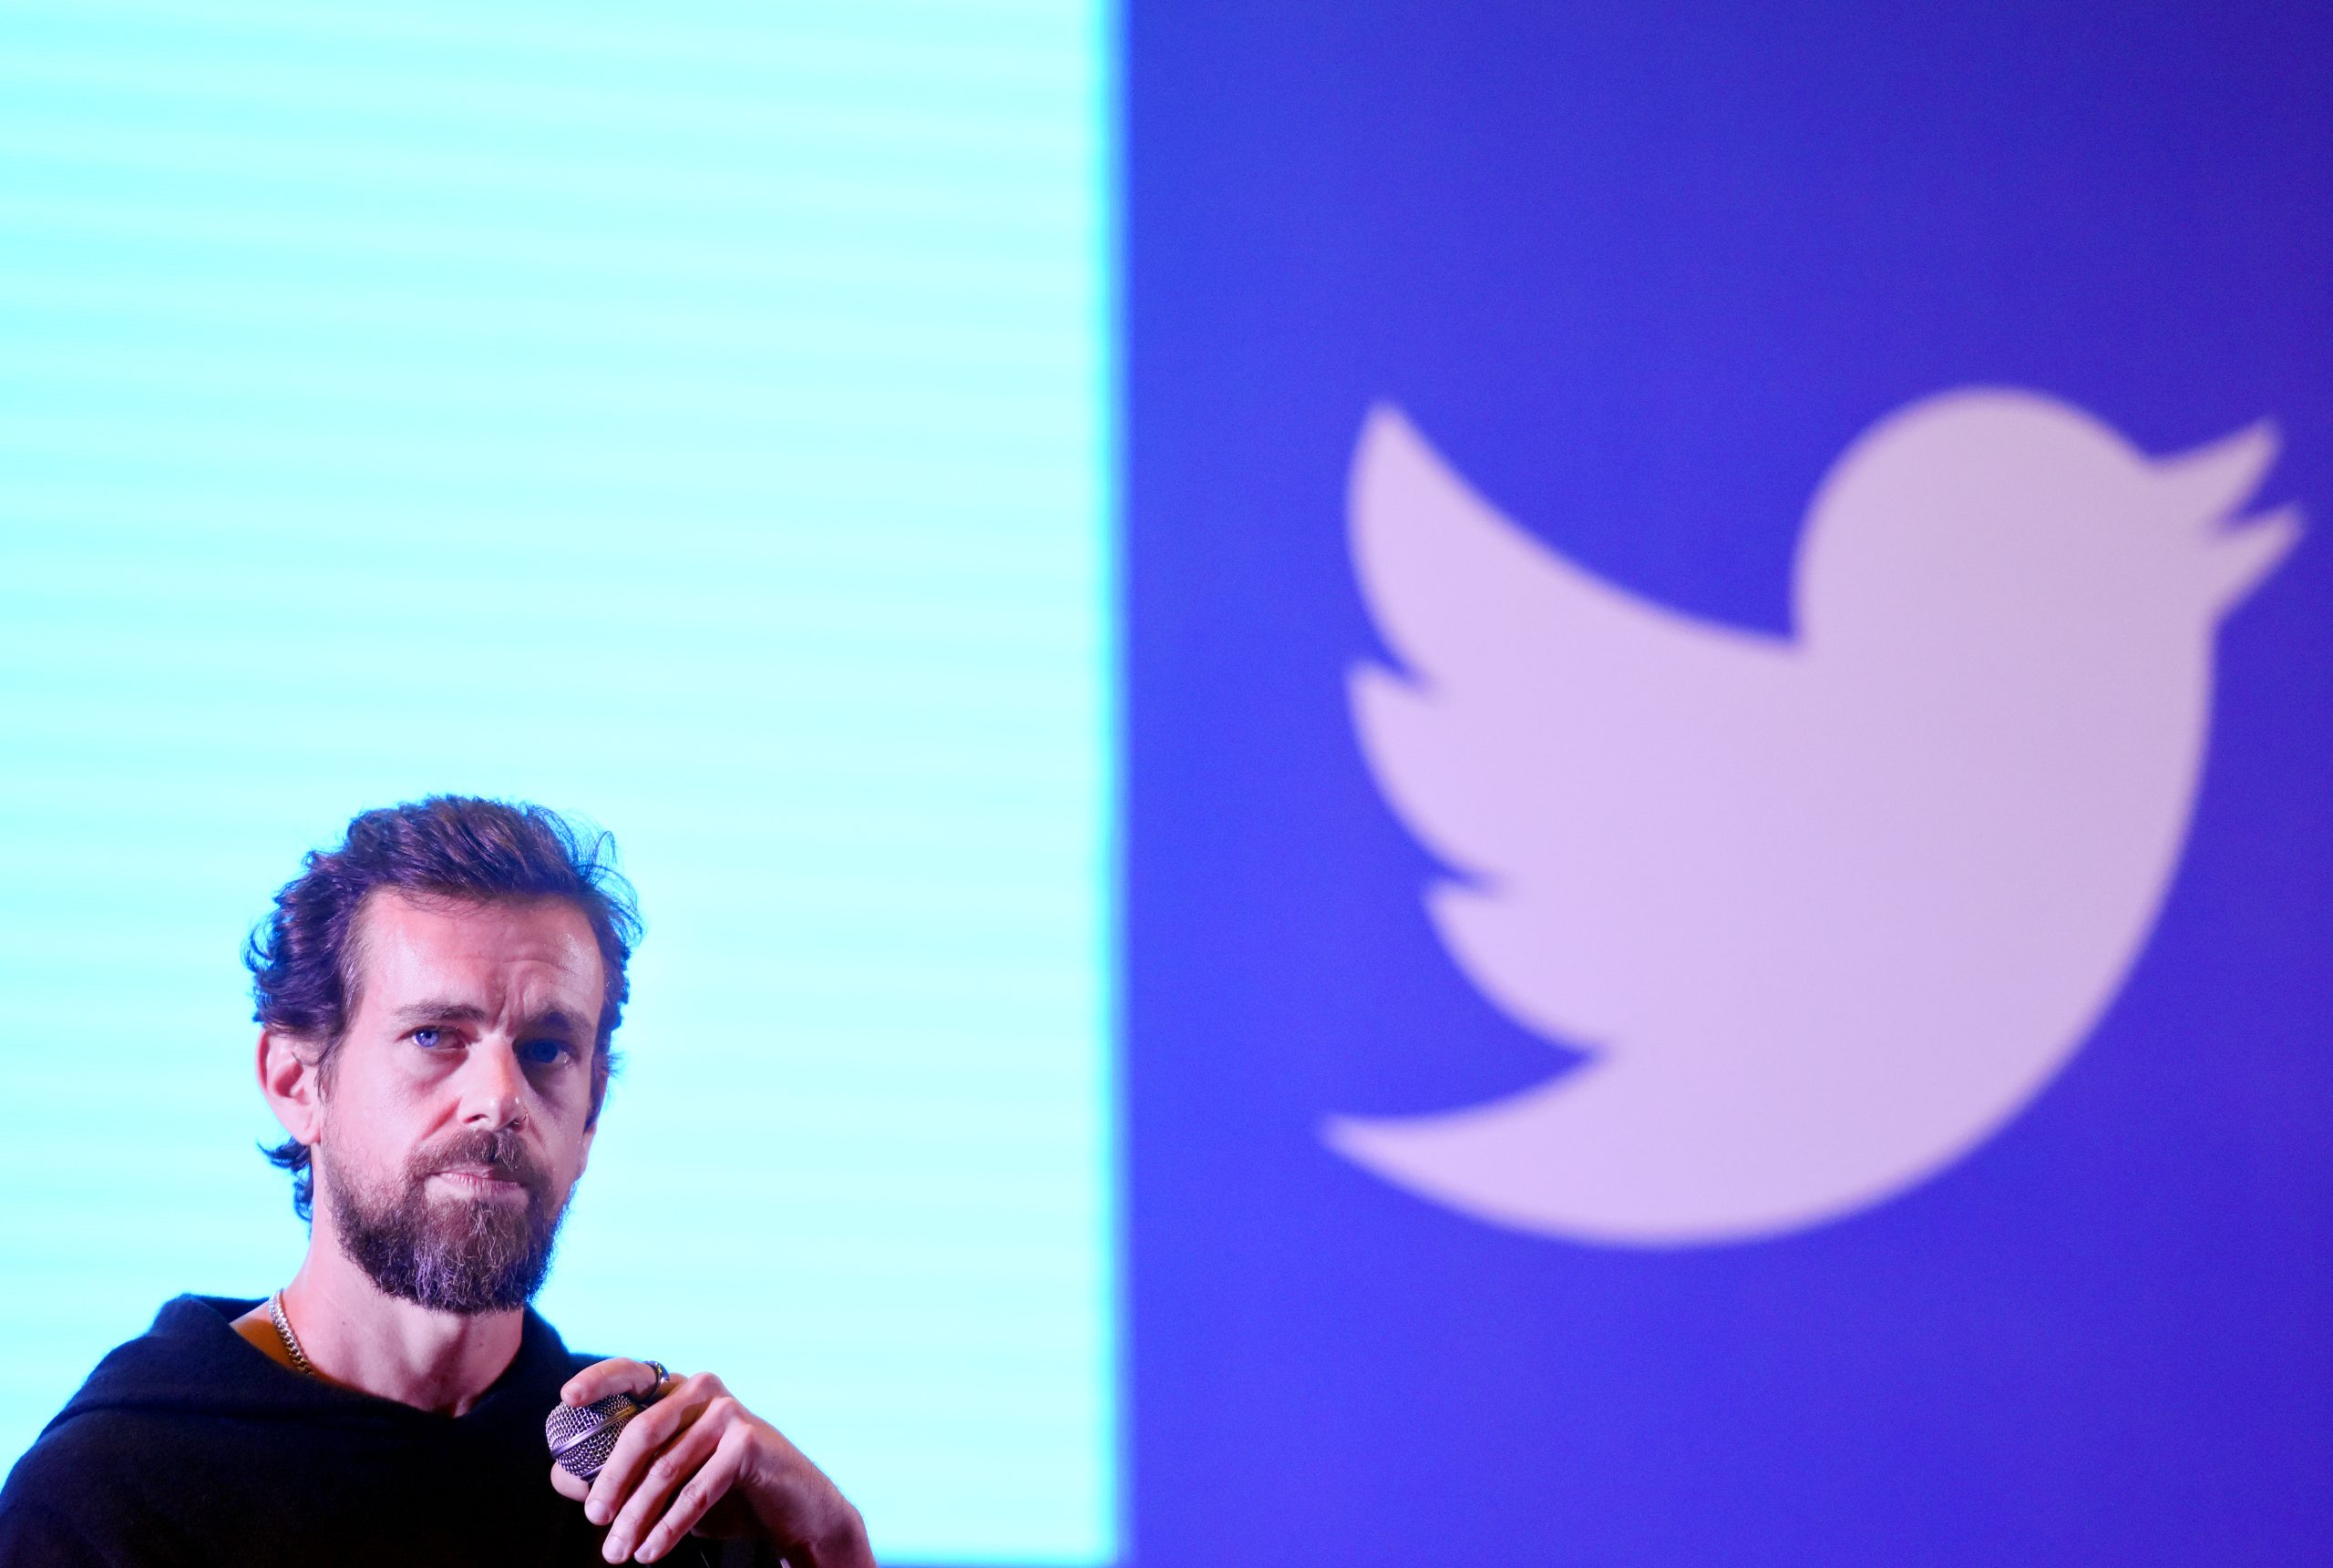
[389,1001,589,1039]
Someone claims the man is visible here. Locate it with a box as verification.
[0,797,875,1567]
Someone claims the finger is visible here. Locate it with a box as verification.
[584,1377,714,1527]
[561,1357,669,1408]
[550,1461,590,1502]
[601,1401,731,1563]
[582,1379,705,1526]
[636,1421,751,1564]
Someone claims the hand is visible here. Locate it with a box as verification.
[550,1358,874,1566]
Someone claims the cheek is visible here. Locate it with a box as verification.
[316,1066,432,1170]
[546,1107,595,1191]
[316,1102,387,1173]
[547,1109,594,1175]
[536,1064,597,1129]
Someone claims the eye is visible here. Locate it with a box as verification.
[519,1038,575,1069]
[412,1026,446,1049]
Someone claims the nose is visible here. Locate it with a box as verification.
[457,1040,529,1132]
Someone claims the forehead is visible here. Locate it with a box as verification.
[347,890,603,1023]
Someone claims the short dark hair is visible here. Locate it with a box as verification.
[247,796,642,1220]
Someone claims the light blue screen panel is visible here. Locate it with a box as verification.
[0,4,1115,1561]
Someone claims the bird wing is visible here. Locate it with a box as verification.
[1349,405,1799,1050]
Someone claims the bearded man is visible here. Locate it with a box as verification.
[0,797,875,1568]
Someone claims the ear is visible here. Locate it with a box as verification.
[257,1029,326,1148]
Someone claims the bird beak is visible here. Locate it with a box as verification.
[2201,503,2303,611]
[2157,419,2304,611]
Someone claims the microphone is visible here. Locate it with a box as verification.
[547,1389,726,1568]
[546,1392,648,1482]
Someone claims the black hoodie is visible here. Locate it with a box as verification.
[0,1296,765,1567]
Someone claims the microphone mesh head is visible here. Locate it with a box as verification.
[546,1393,643,1481]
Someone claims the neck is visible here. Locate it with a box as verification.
[278,1219,526,1417]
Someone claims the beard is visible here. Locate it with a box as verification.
[319,1126,570,1315]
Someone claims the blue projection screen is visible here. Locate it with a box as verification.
[0,4,1115,1562]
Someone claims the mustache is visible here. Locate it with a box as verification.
[408,1130,550,1197]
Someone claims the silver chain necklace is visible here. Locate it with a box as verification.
[268,1289,317,1378]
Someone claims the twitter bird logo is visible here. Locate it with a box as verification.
[1330,388,2300,1245]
